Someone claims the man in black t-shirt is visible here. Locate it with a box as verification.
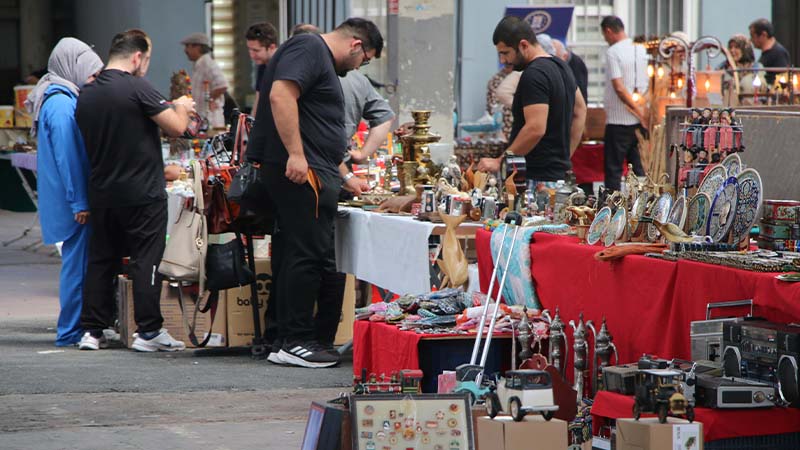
[478,16,586,190]
[245,22,278,117]
[76,29,196,353]
[248,18,383,368]
[750,18,791,86]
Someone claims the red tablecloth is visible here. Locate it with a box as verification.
[353,321,426,376]
[571,142,604,184]
[591,391,800,441]
[477,230,800,368]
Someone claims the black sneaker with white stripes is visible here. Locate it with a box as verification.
[278,341,340,368]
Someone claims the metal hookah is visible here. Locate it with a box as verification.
[543,307,567,376]
[588,317,619,395]
[569,313,592,405]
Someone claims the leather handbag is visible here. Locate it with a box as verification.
[205,232,255,291]
[205,176,234,234]
[159,160,208,293]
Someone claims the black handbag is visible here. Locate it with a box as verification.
[206,232,255,291]
[227,161,260,203]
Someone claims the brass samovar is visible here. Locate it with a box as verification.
[398,110,441,195]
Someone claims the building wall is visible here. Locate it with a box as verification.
[459,0,530,125]
[700,0,771,67]
[74,0,205,96]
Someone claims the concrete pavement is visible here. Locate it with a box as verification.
[0,210,353,449]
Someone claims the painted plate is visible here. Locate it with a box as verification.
[667,195,688,230]
[587,206,612,245]
[720,153,743,178]
[604,207,627,247]
[629,192,650,234]
[729,168,763,245]
[647,192,673,241]
[697,164,728,199]
[685,193,711,235]
[706,177,739,243]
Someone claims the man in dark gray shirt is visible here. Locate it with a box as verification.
[749,18,791,86]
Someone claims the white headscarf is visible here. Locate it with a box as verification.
[24,37,104,135]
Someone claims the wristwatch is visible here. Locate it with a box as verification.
[343,172,355,182]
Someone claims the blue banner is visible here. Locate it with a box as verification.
[505,5,575,44]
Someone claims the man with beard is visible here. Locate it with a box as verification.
[478,16,586,195]
[247,18,383,368]
[76,29,196,352]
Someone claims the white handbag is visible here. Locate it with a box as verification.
[158,160,207,292]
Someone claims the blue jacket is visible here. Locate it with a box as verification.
[37,84,90,244]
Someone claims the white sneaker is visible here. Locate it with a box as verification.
[131,329,186,352]
[267,351,286,365]
[103,328,121,342]
[78,332,108,350]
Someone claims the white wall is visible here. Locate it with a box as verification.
[459,0,530,125]
[74,0,206,96]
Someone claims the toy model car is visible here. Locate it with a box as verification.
[453,364,491,405]
[484,369,559,422]
[633,369,695,423]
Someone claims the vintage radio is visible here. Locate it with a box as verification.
[690,300,753,363]
[722,319,800,407]
[694,373,776,408]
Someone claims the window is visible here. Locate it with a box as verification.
[210,0,235,94]
[632,0,684,38]
[569,1,617,103]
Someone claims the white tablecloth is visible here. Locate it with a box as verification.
[335,207,438,295]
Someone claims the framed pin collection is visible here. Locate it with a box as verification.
[350,393,474,450]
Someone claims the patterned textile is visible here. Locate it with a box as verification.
[486,70,514,140]
[489,223,569,309]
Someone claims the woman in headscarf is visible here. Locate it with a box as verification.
[718,34,764,105]
[25,37,104,346]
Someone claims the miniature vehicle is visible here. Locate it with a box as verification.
[454,364,490,405]
[353,368,423,394]
[632,369,695,424]
[485,369,559,422]
[399,369,424,394]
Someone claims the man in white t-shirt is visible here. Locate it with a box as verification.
[181,32,228,129]
[600,16,648,191]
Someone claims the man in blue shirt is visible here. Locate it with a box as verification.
[25,38,104,346]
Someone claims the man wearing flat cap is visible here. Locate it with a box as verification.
[181,32,228,129]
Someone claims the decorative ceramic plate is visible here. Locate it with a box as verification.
[647,192,673,241]
[685,193,711,235]
[729,168,763,245]
[706,177,739,242]
[629,192,650,234]
[604,207,627,247]
[587,206,612,245]
[667,195,688,230]
[720,153,743,178]
[697,165,728,199]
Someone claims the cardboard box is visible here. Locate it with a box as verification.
[224,258,270,347]
[616,418,703,450]
[117,276,227,348]
[334,274,356,346]
[476,416,567,450]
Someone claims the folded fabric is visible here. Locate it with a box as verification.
[490,223,569,309]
